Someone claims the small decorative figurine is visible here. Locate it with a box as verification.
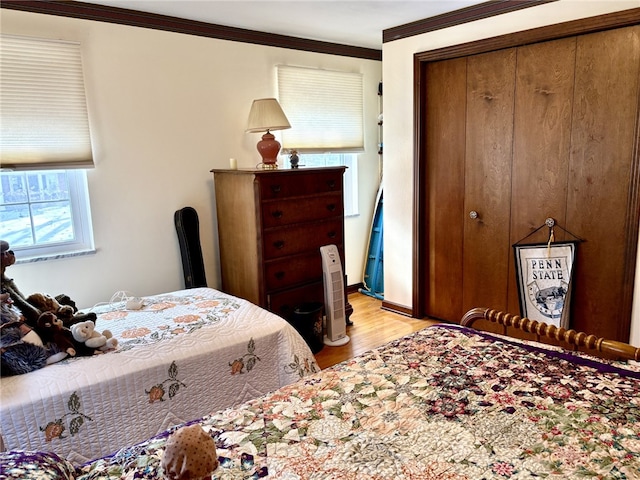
[289,150,299,169]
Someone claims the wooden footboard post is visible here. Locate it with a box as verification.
[461,307,640,361]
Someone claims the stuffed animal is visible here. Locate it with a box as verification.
[29,293,75,321]
[161,424,218,480]
[27,292,97,328]
[36,312,77,358]
[1,323,48,376]
[70,320,118,355]
[0,292,67,376]
[1,240,96,329]
[1,241,40,328]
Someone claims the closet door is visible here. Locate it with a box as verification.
[419,22,639,342]
[507,37,577,315]
[461,49,516,314]
[566,26,640,340]
[424,58,466,321]
[424,49,516,322]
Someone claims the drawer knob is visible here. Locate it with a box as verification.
[272,210,283,218]
[271,185,281,194]
[327,204,336,212]
[275,271,285,280]
[273,240,285,249]
[327,180,336,189]
[328,231,337,239]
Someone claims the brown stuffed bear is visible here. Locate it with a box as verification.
[1,292,68,375]
[27,292,96,328]
[29,293,74,322]
[1,240,96,329]
[36,312,77,358]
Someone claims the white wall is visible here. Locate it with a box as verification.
[2,9,382,308]
[382,0,640,344]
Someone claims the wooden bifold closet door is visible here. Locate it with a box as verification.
[423,25,640,342]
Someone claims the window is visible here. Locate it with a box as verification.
[0,170,94,259]
[277,66,364,217]
[0,34,95,259]
[281,153,358,216]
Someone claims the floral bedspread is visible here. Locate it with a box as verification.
[0,288,318,464]
[75,324,640,479]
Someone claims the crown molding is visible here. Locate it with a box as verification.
[384,0,557,44]
[0,0,382,61]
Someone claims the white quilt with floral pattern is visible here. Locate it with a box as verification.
[0,288,318,464]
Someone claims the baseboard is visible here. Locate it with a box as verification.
[347,283,364,295]
[381,300,414,317]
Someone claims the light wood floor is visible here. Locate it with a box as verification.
[314,292,440,369]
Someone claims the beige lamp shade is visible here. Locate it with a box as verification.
[246,98,291,168]
[246,98,291,133]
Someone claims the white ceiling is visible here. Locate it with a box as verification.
[80,0,487,49]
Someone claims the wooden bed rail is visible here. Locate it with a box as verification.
[461,307,640,362]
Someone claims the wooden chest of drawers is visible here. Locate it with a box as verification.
[211,167,349,321]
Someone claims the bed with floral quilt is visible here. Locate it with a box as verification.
[0,287,319,465]
[5,319,638,479]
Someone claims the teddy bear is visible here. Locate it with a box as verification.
[70,320,118,356]
[27,292,97,329]
[1,240,96,329]
[1,292,67,376]
[36,312,77,358]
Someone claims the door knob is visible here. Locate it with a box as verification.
[469,210,479,219]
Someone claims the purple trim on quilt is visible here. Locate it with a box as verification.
[0,450,76,479]
[0,450,62,464]
[432,324,640,380]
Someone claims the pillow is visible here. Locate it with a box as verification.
[0,450,76,479]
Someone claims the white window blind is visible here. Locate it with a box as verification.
[277,65,363,152]
[0,34,93,170]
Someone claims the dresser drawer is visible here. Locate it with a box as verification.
[258,171,343,200]
[268,281,325,320]
[263,219,343,259]
[264,251,323,291]
[261,193,343,228]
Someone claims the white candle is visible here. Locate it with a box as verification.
[229,158,237,170]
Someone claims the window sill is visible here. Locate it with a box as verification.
[16,248,97,264]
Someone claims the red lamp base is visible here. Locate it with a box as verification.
[256,131,281,168]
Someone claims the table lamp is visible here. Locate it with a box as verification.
[246,98,291,169]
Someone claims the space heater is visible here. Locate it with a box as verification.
[320,244,350,346]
